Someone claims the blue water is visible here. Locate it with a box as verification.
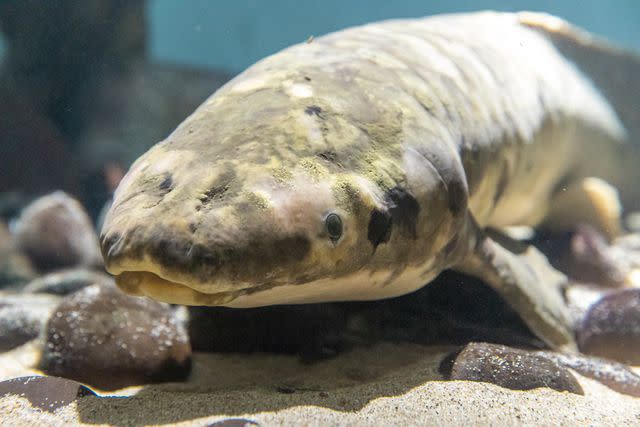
[149,0,640,73]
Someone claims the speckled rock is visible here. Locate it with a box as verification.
[22,268,113,295]
[0,294,60,351]
[0,221,36,288]
[577,288,640,365]
[445,342,583,394]
[0,375,95,412]
[39,282,191,390]
[14,192,102,272]
[540,351,640,397]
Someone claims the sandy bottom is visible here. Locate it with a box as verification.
[1,340,640,426]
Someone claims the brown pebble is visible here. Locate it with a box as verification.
[0,376,95,412]
[14,191,102,272]
[577,288,640,365]
[39,282,191,390]
[447,342,583,395]
[540,351,640,397]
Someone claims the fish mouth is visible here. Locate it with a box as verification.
[114,271,252,306]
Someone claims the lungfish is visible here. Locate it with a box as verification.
[100,12,640,350]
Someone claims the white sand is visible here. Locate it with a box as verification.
[1,341,640,426]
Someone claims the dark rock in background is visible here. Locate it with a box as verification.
[534,225,640,288]
[0,0,231,217]
[577,288,640,365]
[0,294,59,351]
[40,282,191,390]
[0,221,36,289]
[445,342,583,395]
[0,85,74,194]
[13,192,103,272]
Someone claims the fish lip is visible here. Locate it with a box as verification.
[113,270,254,306]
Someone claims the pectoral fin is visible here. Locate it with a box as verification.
[545,177,622,240]
[453,217,577,351]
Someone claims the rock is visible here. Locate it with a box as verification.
[540,351,640,397]
[22,268,113,295]
[207,419,259,427]
[14,191,102,272]
[0,376,95,412]
[445,342,583,395]
[0,82,75,194]
[0,221,36,288]
[0,293,59,351]
[40,282,191,390]
[535,226,626,287]
[564,283,612,329]
[577,288,640,365]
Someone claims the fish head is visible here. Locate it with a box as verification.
[101,72,469,307]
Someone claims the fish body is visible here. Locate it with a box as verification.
[100,12,640,349]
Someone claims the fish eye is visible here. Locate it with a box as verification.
[325,213,343,242]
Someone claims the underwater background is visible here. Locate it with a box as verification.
[150,0,640,72]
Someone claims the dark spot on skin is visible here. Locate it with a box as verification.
[159,175,173,192]
[385,187,420,239]
[304,105,323,117]
[441,234,461,259]
[199,170,236,205]
[367,209,392,248]
[447,178,467,215]
[199,185,229,205]
[418,101,436,117]
[188,223,197,234]
[304,76,311,82]
[317,150,338,163]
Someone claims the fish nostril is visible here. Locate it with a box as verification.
[158,175,174,193]
[199,184,230,205]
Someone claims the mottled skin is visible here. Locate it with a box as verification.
[100,12,640,350]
